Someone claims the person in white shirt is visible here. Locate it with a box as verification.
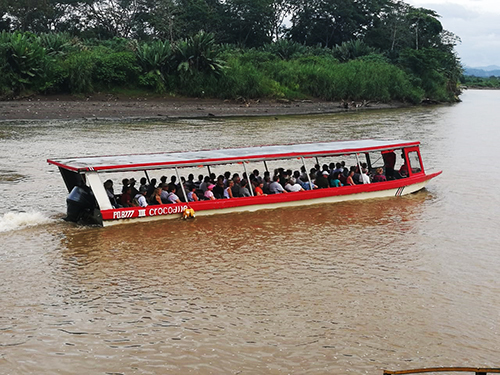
[167,186,181,204]
[134,186,148,207]
[359,169,371,184]
[285,178,304,192]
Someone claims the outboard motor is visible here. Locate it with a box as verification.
[65,185,96,222]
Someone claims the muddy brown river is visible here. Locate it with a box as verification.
[0,90,499,374]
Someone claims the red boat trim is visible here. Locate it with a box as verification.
[100,171,441,221]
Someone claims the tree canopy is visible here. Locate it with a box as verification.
[0,0,463,102]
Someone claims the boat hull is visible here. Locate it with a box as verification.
[100,171,441,227]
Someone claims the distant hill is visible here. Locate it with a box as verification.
[464,66,500,77]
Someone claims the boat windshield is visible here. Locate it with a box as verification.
[407,150,423,174]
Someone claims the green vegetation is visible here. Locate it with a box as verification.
[0,0,463,103]
[461,76,500,89]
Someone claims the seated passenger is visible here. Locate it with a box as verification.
[299,166,308,182]
[231,174,242,197]
[223,171,231,187]
[269,175,287,194]
[129,178,139,198]
[254,181,266,196]
[134,186,148,207]
[285,178,304,192]
[168,176,177,192]
[104,179,120,208]
[240,180,251,197]
[194,174,204,190]
[298,177,316,190]
[252,169,262,184]
[121,178,129,194]
[315,171,330,189]
[333,162,344,175]
[160,183,170,204]
[120,186,133,207]
[338,172,347,186]
[372,167,387,182]
[213,176,225,199]
[353,167,361,184]
[187,185,199,202]
[224,180,234,199]
[167,185,181,204]
[204,184,216,200]
[149,187,163,205]
[146,178,157,198]
[345,170,355,186]
[329,172,344,187]
[139,177,148,192]
[186,174,195,191]
[262,176,271,195]
[399,161,409,177]
[200,176,210,194]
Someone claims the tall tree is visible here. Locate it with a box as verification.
[2,0,54,32]
[288,0,386,47]
[407,7,442,50]
[175,0,222,39]
[364,0,412,52]
[219,0,274,47]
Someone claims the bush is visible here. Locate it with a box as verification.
[0,31,55,96]
[94,51,140,88]
[261,39,308,60]
[63,51,96,93]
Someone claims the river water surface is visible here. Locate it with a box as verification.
[1,90,499,374]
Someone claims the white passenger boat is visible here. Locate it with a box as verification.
[47,139,441,226]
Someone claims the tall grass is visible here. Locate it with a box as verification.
[205,53,422,103]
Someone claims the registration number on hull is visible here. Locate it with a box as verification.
[111,205,188,220]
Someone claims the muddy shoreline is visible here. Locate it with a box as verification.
[0,95,409,121]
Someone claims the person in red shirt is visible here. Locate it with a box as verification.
[254,181,266,196]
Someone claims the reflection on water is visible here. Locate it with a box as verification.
[1,91,500,374]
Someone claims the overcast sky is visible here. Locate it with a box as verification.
[406,0,500,67]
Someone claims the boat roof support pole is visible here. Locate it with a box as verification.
[365,152,372,171]
[242,161,254,196]
[301,157,314,190]
[86,171,113,210]
[207,165,212,177]
[263,161,269,173]
[355,153,365,184]
[144,170,151,184]
[175,167,188,203]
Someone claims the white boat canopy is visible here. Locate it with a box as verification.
[47,139,419,173]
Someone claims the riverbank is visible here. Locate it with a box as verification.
[0,94,408,121]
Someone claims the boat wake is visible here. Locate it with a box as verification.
[0,211,55,233]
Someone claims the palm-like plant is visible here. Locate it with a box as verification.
[261,39,307,60]
[174,31,225,75]
[39,32,73,56]
[332,40,378,63]
[135,39,173,74]
[1,32,48,94]
[134,39,173,93]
